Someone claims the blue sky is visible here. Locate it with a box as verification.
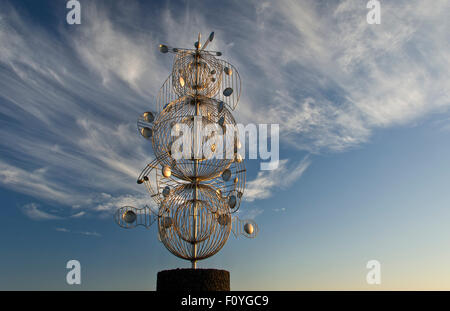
[1,0,450,290]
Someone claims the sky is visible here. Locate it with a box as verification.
[0,0,450,290]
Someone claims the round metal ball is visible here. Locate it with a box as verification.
[224,67,232,76]
[143,111,155,123]
[222,169,231,181]
[223,87,233,97]
[140,127,152,139]
[159,44,169,53]
[162,165,171,178]
[244,223,254,235]
[122,210,137,224]
[228,195,237,209]
[162,186,171,197]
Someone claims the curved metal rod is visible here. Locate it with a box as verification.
[114,205,159,229]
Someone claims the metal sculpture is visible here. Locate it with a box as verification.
[115,32,258,268]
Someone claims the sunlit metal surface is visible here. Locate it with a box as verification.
[114,33,258,269]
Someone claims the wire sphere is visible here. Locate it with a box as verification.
[172,51,223,98]
[158,183,232,261]
[152,96,237,181]
[174,200,216,243]
[199,155,246,213]
[156,58,241,113]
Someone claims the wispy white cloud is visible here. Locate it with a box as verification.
[245,156,311,202]
[55,227,70,232]
[236,207,264,220]
[20,203,62,220]
[93,193,156,216]
[79,231,102,237]
[70,211,85,218]
[54,227,101,237]
[228,0,450,152]
[1,0,449,216]
[0,2,157,213]
[273,208,286,212]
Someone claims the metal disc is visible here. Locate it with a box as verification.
[244,223,254,235]
[159,44,168,53]
[228,195,237,208]
[162,165,171,178]
[143,112,154,123]
[140,127,152,139]
[122,210,137,223]
[223,88,233,97]
[162,186,171,197]
[222,169,231,181]
[224,67,232,76]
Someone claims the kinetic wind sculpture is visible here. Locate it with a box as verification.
[114,32,258,269]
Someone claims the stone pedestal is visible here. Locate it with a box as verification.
[157,268,230,291]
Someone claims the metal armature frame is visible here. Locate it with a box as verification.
[231,217,259,239]
[155,58,241,112]
[171,50,224,98]
[199,157,247,213]
[114,205,158,229]
[115,32,258,269]
[157,183,232,261]
[151,96,238,182]
[137,158,189,210]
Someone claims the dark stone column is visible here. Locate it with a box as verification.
[157,268,230,291]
